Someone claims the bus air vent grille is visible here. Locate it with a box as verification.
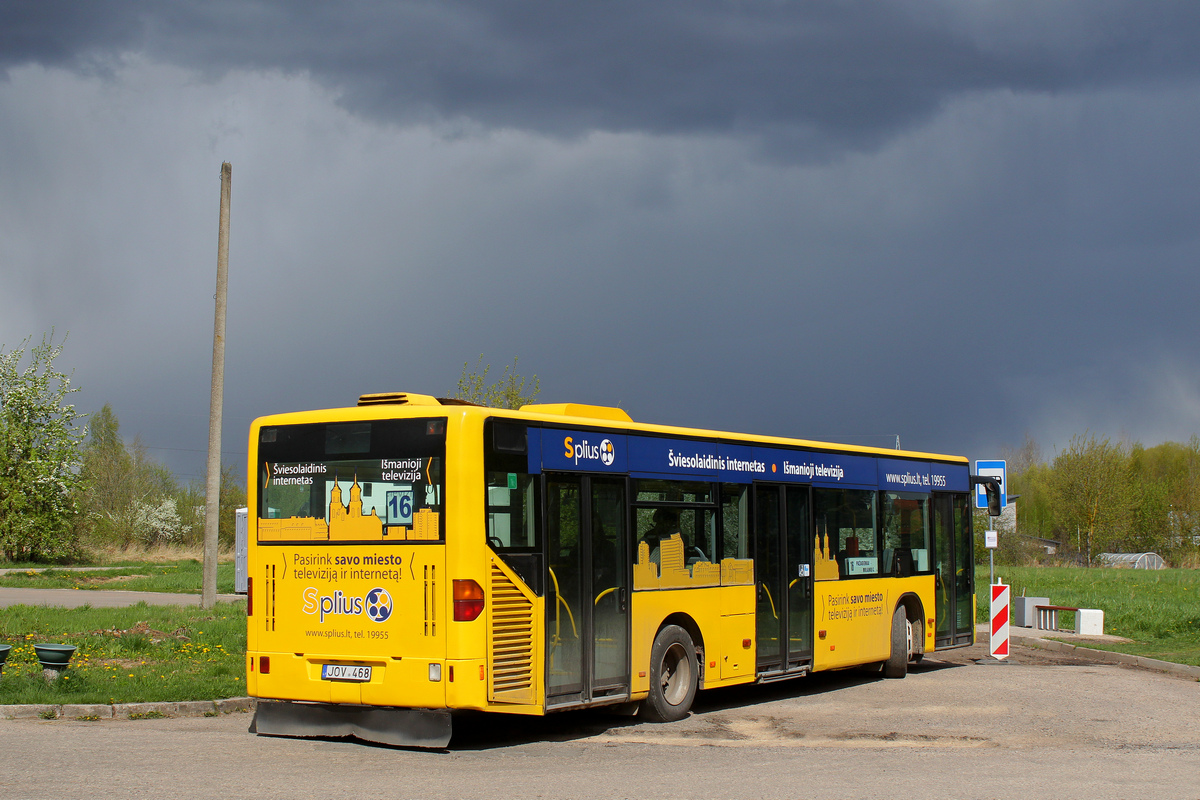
[358,392,410,406]
[264,564,276,632]
[357,392,444,407]
[423,564,436,636]
[488,564,536,704]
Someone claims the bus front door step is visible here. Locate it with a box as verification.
[757,666,810,684]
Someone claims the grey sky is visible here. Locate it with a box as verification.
[2,1,1199,481]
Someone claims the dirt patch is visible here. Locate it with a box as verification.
[90,621,191,643]
[63,572,150,586]
[93,657,154,669]
[931,638,1123,669]
[90,574,151,585]
[1044,633,1135,645]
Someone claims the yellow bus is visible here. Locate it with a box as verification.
[246,392,992,747]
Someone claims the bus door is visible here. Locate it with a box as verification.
[754,483,813,673]
[544,473,630,706]
[933,492,975,647]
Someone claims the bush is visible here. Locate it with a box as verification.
[130,497,186,545]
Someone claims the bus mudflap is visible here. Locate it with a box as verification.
[251,700,452,749]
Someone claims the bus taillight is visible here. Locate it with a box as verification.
[452,579,484,621]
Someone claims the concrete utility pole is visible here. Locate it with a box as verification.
[202,162,231,609]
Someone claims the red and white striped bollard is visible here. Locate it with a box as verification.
[990,582,1010,660]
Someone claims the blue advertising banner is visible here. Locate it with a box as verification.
[626,436,876,487]
[719,443,768,482]
[539,428,627,473]
[877,459,970,493]
[877,458,933,492]
[755,446,877,487]
[525,427,542,474]
[628,437,723,478]
[941,463,970,492]
[530,426,967,491]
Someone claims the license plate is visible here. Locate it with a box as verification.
[321,664,372,682]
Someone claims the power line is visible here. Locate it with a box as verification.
[142,444,246,456]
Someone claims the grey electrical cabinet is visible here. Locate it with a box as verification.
[235,507,249,594]
[1012,596,1049,628]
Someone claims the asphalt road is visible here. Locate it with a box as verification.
[0,587,244,608]
[3,640,1198,800]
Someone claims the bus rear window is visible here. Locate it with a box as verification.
[256,419,445,544]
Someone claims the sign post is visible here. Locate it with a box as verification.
[976,459,1007,588]
[990,582,1010,660]
[985,528,998,586]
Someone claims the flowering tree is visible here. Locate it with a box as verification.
[0,332,86,561]
[130,497,185,544]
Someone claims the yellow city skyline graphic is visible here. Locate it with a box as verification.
[633,533,754,590]
[814,526,841,581]
[257,475,439,542]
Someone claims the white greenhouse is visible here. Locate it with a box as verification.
[1097,552,1166,570]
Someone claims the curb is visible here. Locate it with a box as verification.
[1012,633,1200,680]
[0,696,256,721]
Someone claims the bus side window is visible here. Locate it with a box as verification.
[813,488,878,578]
[484,420,543,595]
[881,492,931,577]
[486,472,540,549]
[721,485,749,560]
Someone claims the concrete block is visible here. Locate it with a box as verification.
[61,704,114,719]
[0,704,57,720]
[214,697,256,714]
[1012,597,1049,628]
[115,701,177,719]
[1075,608,1104,635]
[176,701,217,717]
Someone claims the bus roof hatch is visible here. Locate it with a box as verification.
[519,402,633,422]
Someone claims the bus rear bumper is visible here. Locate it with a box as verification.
[251,700,452,749]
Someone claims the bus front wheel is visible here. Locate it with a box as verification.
[641,625,698,722]
[883,606,909,679]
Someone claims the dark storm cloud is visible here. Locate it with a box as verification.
[6,1,1200,154]
[4,1,1200,476]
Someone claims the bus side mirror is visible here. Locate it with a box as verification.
[970,476,1002,517]
[986,484,1001,517]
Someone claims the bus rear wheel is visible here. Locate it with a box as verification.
[641,625,698,722]
[883,606,909,679]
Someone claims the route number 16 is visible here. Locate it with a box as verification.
[386,490,414,525]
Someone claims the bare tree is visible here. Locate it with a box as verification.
[1001,433,1043,475]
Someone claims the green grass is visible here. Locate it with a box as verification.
[0,561,235,594]
[0,603,246,704]
[976,565,1200,666]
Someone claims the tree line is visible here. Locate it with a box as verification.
[5,332,1193,568]
[78,403,245,554]
[983,433,1200,568]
